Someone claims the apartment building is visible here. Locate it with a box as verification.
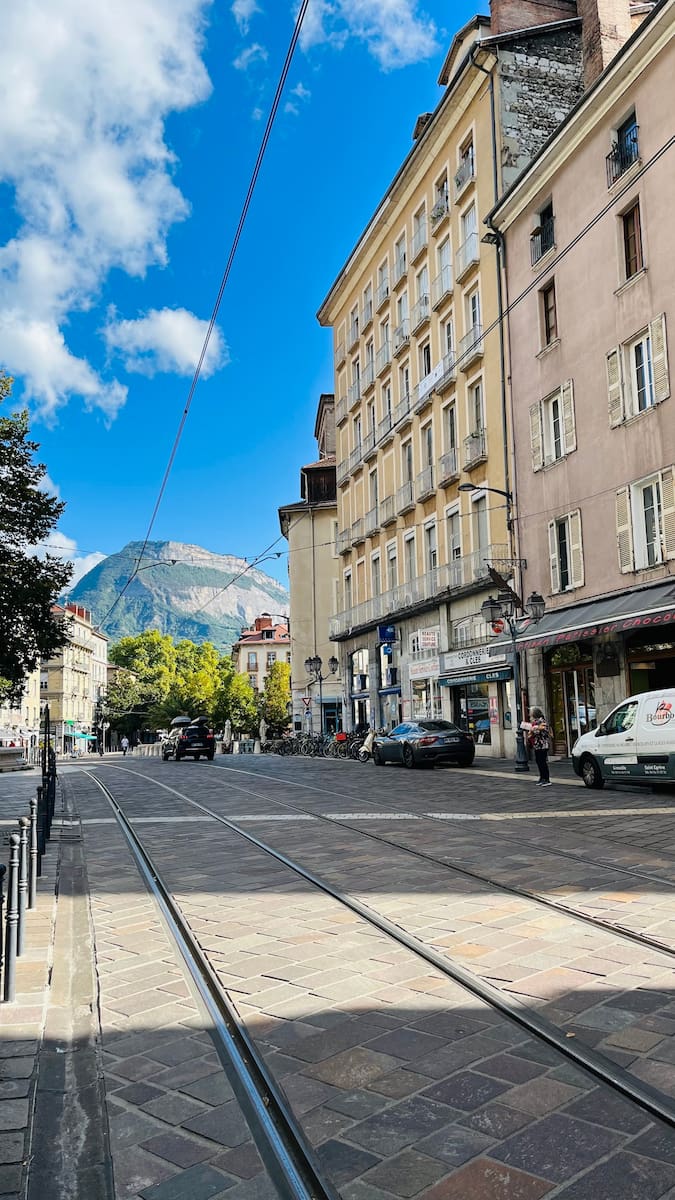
[279,395,342,734]
[44,602,109,753]
[231,616,291,694]
[490,0,670,755]
[317,0,598,747]
[0,667,41,755]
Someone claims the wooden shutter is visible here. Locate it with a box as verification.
[615,486,634,573]
[650,314,670,404]
[529,402,544,472]
[561,379,576,454]
[568,509,584,587]
[548,520,560,593]
[606,347,624,427]
[660,467,675,560]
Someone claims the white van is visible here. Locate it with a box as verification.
[572,689,675,789]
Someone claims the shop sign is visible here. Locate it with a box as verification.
[409,657,440,680]
[489,696,499,725]
[378,624,397,644]
[441,645,507,673]
[419,629,439,649]
[440,668,512,686]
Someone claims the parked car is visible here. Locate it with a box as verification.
[572,688,675,788]
[373,720,475,769]
[162,717,215,762]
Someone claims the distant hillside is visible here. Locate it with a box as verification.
[68,540,288,650]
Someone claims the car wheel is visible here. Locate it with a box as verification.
[373,745,384,767]
[206,751,214,761]
[175,752,182,761]
[457,756,475,768]
[580,754,604,789]
[402,743,416,769]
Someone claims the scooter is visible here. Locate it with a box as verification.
[358,729,376,763]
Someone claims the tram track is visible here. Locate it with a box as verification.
[91,765,675,1133]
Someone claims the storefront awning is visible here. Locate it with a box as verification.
[440,667,512,686]
[492,581,675,652]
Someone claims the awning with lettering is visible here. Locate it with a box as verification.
[440,668,512,686]
[490,581,675,653]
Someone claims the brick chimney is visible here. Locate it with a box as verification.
[576,0,633,84]
[489,0,577,35]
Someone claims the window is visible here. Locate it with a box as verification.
[529,381,576,471]
[548,510,584,592]
[455,139,475,193]
[387,542,398,590]
[394,234,407,282]
[607,316,669,425]
[444,403,457,451]
[603,701,638,736]
[369,469,378,508]
[349,305,359,346]
[377,260,389,306]
[443,317,454,358]
[248,675,257,689]
[266,651,277,668]
[531,200,555,264]
[472,494,488,554]
[397,291,409,325]
[399,362,410,401]
[412,206,427,256]
[617,469,675,571]
[247,652,257,669]
[404,534,416,582]
[431,173,449,225]
[466,288,481,337]
[362,282,373,327]
[353,414,362,449]
[622,202,643,279]
[380,318,390,351]
[401,440,413,482]
[420,341,431,377]
[371,555,381,597]
[382,381,392,419]
[607,111,639,186]
[470,380,484,434]
[541,281,557,345]
[344,571,353,609]
[421,422,434,467]
[446,510,461,561]
[367,400,375,433]
[425,523,438,572]
[461,204,477,242]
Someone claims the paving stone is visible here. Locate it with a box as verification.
[564,1088,651,1133]
[0,1102,29,1132]
[366,1029,448,1064]
[114,1081,166,1106]
[363,1149,448,1197]
[628,1125,675,1166]
[315,1139,382,1186]
[141,1091,207,1126]
[140,1162,233,1200]
[416,1157,551,1199]
[349,1097,455,1156]
[145,1038,211,1067]
[0,1133,23,1165]
[180,1073,235,1106]
[411,1037,506,1081]
[109,1109,165,1149]
[326,1090,391,1120]
[552,1149,675,1198]
[477,1055,548,1085]
[501,1077,581,1114]
[0,1059,34,1081]
[211,1143,264,1181]
[460,1103,532,1140]
[417,1124,495,1167]
[421,1071,510,1112]
[141,1130,213,1168]
[109,1054,164,1083]
[366,1069,435,1100]
[0,1081,30,1102]
[304,1048,401,1090]
[490,1112,623,1182]
[0,1163,22,1193]
[182,1101,251,1147]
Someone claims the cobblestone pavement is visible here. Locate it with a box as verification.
[63,758,675,1200]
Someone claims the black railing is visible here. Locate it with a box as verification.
[530,217,555,265]
[606,124,639,186]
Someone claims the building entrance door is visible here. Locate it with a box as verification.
[550,666,596,755]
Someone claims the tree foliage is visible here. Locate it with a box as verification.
[223,673,258,737]
[0,373,72,704]
[260,660,291,736]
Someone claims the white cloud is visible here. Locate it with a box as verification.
[233,42,269,70]
[103,307,228,378]
[291,81,311,100]
[35,531,106,588]
[0,1,215,420]
[298,0,438,69]
[232,0,261,33]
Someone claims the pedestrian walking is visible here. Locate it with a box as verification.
[120,736,129,757]
[528,706,551,786]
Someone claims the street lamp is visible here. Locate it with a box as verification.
[303,655,339,735]
[458,481,514,530]
[481,591,546,772]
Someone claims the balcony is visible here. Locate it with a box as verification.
[362,359,375,393]
[393,391,412,428]
[413,380,434,415]
[410,294,430,335]
[376,279,390,310]
[378,412,394,446]
[393,319,410,356]
[396,480,415,515]
[411,219,428,262]
[362,428,377,461]
[379,494,397,526]
[351,518,365,546]
[393,252,407,288]
[530,217,555,265]
[438,447,459,486]
[456,232,479,282]
[435,351,457,394]
[463,428,487,469]
[416,465,435,501]
[458,324,484,369]
[365,505,379,536]
[454,152,475,198]
[430,195,449,232]
[606,123,639,187]
[335,395,348,425]
[348,379,361,409]
[337,529,351,555]
[361,299,373,331]
[348,445,363,475]
[431,265,453,309]
[335,340,345,367]
[348,320,359,350]
[337,459,350,487]
[376,341,392,376]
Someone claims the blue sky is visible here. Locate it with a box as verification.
[1,0,477,589]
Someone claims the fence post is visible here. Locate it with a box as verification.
[36,785,45,874]
[29,800,38,910]
[4,834,19,1003]
[0,864,5,999]
[17,818,29,957]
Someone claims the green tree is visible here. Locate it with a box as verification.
[153,641,222,724]
[0,373,72,704]
[108,631,177,735]
[225,673,258,737]
[260,660,291,736]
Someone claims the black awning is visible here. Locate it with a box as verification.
[492,581,675,652]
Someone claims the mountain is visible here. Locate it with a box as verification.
[68,540,289,650]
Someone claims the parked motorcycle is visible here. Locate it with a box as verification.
[358,729,376,762]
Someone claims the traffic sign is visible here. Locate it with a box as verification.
[301,697,311,709]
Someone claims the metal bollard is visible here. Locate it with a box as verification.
[0,864,5,997]
[29,800,38,910]
[36,785,46,872]
[17,818,29,957]
[4,834,19,1002]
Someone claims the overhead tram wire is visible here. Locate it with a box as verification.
[94,0,311,634]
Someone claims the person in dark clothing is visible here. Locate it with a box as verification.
[529,706,551,785]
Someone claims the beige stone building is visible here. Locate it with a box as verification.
[44,603,109,754]
[0,667,41,757]
[279,395,342,733]
[317,0,603,748]
[490,0,668,754]
[231,617,291,695]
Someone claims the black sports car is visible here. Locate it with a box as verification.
[373,720,475,768]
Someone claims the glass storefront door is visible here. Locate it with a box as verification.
[550,666,596,755]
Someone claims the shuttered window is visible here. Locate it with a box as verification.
[548,510,584,594]
[616,466,675,572]
[607,314,669,426]
[530,381,575,471]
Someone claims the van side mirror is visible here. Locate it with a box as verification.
[595,723,605,737]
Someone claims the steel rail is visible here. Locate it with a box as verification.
[84,771,337,1200]
[103,765,675,1130]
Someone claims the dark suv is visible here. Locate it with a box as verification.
[162,719,215,762]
